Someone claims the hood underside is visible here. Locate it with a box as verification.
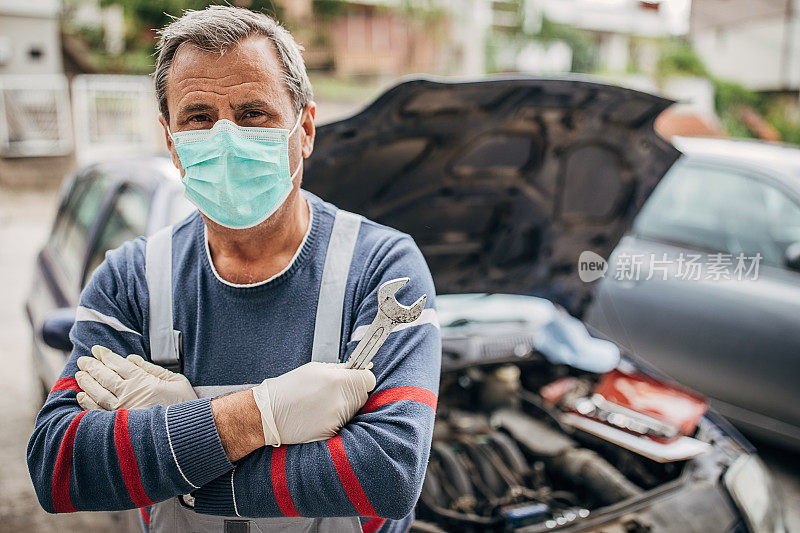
[304,76,680,316]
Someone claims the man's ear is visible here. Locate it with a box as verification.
[300,102,316,159]
[159,114,184,176]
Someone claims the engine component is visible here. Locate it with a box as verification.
[490,409,575,457]
[571,393,680,441]
[487,431,529,478]
[430,441,476,512]
[593,369,708,436]
[419,362,695,532]
[499,502,550,529]
[551,448,643,505]
[491,409,643,505]
[481,365,521,411]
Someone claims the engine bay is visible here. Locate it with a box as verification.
[417,352,710,532]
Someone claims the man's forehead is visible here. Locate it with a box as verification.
[168,36,289,103]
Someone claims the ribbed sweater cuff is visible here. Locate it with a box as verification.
[193,467,237,516]
[166,398,233,488]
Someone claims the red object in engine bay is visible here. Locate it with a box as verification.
[594,369,708,437]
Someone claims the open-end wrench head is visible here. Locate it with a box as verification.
[377,277,410,301]
[377,277,427,323]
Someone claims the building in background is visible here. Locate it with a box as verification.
[537,0,680,74]
[691,0,800,96]
[0,0,75,187]
[295,0,453,79]
[0,0,164,187]
[0,0,63,76]
[326,1,446,77]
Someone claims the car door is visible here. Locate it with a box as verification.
[587,159,800,446]
[27,170,117,393]
[83,183,151,284]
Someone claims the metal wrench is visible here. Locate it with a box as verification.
[344,277,427,369]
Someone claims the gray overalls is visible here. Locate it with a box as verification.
[143,209,365,533]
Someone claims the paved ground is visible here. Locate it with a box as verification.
[1,187,797,532]
[0,190,133,532]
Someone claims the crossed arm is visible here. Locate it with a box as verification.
[74,345,375,462]
[27,235,441,519]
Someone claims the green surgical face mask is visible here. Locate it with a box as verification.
[168,114,303,229]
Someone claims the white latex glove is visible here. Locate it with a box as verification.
[75,345,197,410]
[251,361,376,447]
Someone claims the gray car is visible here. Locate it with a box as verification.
[587,136,800,451]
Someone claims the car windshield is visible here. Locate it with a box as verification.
[633,161,800,267]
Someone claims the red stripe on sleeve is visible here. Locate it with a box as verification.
[114,409,153,507]
[362,517,386,532]
[51,410,87,513]
[359,386,437,415]
[271,446,299,516]
[139,507,150,526]
[50,377,82,394]
[327,435,378,517]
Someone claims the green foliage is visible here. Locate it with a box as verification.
[94,48,156,74]
[97,0,284,42]
[308,73,381,102]
[65,0,287,73]
[530,16,597,73]
[713,79,763,115]
[312,0,346,20]
[73,25,106,50]
[766,105,800,145]
[399,0,447,24]
[656,40,707,80]
[486,14,596,74]
[654,39,800,145]
[711,80,773,142]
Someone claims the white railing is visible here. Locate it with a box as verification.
[0,74,73,157]
[0,73,164,162]
[71,74,165,164]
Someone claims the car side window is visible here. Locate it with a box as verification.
[762,185,800,249]
[49,173,113,284]
[633,162,800,268]
[85,185,150,282]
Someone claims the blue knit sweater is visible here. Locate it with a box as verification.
[27,191,441,533]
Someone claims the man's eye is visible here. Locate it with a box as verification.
[242,110,264,119]
[189,114,211,123]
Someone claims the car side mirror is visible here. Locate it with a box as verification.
[784,242,800,272]
[41,308,76,352]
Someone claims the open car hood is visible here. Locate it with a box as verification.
[304,76,679,316]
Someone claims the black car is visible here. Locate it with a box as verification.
[27,77,787,533]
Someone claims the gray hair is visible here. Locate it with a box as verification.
[154,5,313,122]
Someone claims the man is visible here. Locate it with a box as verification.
[27,6,440,533]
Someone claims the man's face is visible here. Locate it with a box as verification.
[159,35,315,223]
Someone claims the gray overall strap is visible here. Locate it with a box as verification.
[311,209,362,363]
[145,224,182,371]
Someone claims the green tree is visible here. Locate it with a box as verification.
[99,0,283,38]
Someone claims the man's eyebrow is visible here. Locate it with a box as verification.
[232,100,280,116]
[177,103,215,117]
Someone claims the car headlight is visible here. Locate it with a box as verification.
[724,454,785,533]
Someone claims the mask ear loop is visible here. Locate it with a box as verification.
[287,111,305,180]
[288,111,304,135]
[165,126,185,172]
